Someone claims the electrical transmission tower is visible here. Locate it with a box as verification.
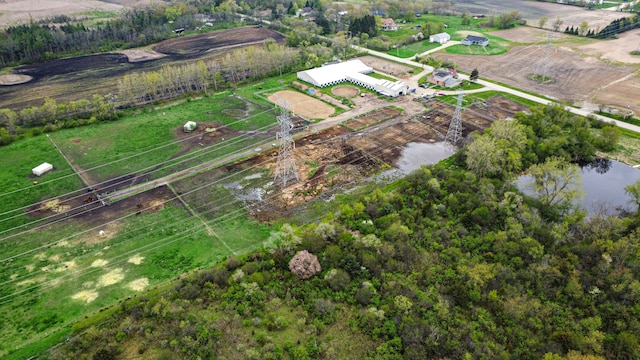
[445,91,464,145]
[535,34,553,82]
[274,101,299,187]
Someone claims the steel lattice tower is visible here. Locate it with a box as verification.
[274,103,299,187]
[535,34,553,82]
[445,91,464,145]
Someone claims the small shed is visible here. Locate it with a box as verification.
[32,162,53,176]
[429,32,451,44]
[183,121,197,133]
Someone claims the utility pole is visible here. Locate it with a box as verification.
[274,100,299,187]
[535,34,553,82]
[445,91,464,145]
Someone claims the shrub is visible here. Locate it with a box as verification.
[289,250,322,279]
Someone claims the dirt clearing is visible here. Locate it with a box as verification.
[128,255,144,265]
[358,55,414,77]
[454,0,625,30]
[269,90,335,119]
[71,290,99,304]
[128,278,149,291]
[577,29,640,65]
[97,268,125,287]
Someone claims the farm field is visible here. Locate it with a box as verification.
[429,26,640,117]
[452,0,626,30]
[0,0,150,27]
[0,26,285,110]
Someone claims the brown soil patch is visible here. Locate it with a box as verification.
[577,29,640,65]
[119,49,166,62]
[97,268,125,287]
[358,55,413,77]
[430,28,640,115]
[269,90,335,119]
[488,27,569,44]
[128,278,149,291]
[71,290,99,304]
[0,74,32,85]
[171,122,241,159]
[332,86,360,98]
[37,199,71,214]
[128,255,144,265]
[152,27,285,57]
[455,0,625,30]
[0,0,142,27]
[53,260,76,273]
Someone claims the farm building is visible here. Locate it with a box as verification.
[429,69,461,88]
[32,162,53,176]
[297,60,409,97]
[381,18,398,31]
[461,35,489,46]
[429,32,451,44]
[183,121,197,132]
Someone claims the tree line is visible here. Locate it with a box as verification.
[0,95,118,145]
[118,41,298,106]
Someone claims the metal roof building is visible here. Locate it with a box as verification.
[297,60,409,97]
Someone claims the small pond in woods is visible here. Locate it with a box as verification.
[518,159,640,216]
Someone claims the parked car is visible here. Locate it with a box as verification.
[419,83,428,88]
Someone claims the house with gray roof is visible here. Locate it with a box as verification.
[461,35,489,46]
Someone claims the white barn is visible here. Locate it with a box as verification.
[429,32,450,44]
[32,162,53,176]
[297,60,409,97]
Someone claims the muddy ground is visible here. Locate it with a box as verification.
[0,26,285,110]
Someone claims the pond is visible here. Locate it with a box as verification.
[518,159,640,216]
[395,141,457,173]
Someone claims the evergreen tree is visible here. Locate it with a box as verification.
[470,68,479,82]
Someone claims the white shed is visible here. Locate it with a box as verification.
[429,32,451,44]
[183,121,197,132]
[32,162,53,176]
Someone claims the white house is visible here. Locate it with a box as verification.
[429,32,451,44]
[183,121,197,132]
[32,162,53,176]
[461,35,489,46]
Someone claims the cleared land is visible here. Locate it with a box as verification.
[268,90,335,119]
[0,26,285,110]
[453,0,626,30]
[431,26,640,116]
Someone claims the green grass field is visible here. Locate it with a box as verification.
[0,78,294,358]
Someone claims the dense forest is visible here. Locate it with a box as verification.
[49,104,640,359]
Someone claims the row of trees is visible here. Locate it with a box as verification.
[0,95,117,145]
[118,41,298,106]
[0,7,181,67]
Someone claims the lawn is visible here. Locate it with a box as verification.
[48,92,277,183]
[0,81,285,358]
[0,203,233,359]
[0,136,85,234]
[444,33,510,55]
[385,39,442,58]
